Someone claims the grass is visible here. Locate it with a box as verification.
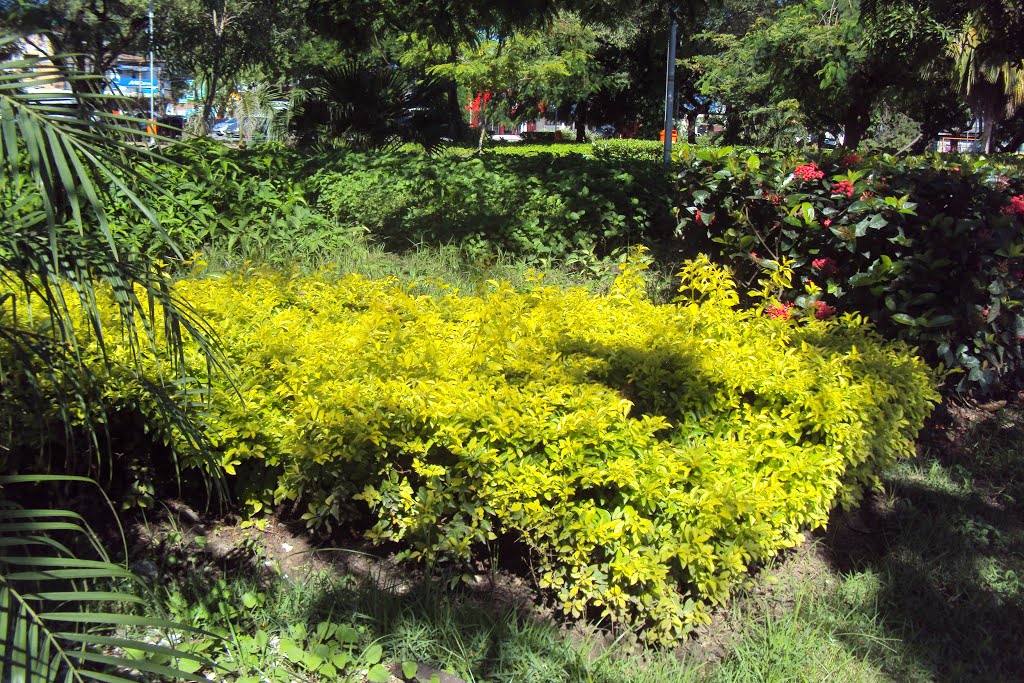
[128,403,1024,682]
[706,404,1024,683]
[193,230,681,303]
[148,560,702,682]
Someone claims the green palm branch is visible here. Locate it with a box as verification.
[1,33,229,682]
[0,33,228,479]
[1,475,216,682]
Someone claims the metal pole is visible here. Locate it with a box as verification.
[148,0,155,123]
[663,7,678,165]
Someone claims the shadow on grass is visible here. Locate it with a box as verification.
[821,407,1024,682]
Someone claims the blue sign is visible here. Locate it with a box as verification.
[114,72,160,96]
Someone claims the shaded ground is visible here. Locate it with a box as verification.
[126,399,1024,682]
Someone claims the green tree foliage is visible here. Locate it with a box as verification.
[155,0,294,124]
[405,12,601,150]
[0,0,191,96]
[693,0,969,149]
[865,0,1023,150]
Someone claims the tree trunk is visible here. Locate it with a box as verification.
[979,114,995,153]
[445,44,465,141]
[201,38,225,130]
[575,100,588,143]
[722,113,741,144]
[842,107,870,150]
[686,109,697,144]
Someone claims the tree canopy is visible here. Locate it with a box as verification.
[4,0,1020,149]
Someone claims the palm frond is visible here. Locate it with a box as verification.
[0,34,230,488]
[0,475,218,683]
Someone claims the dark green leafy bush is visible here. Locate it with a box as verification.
[311,149,675,259]
[675,146,1024,393]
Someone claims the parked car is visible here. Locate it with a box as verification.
[211,118,238,139]
[156,115,185,139]
[591,124,618,139]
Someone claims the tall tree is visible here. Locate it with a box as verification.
[864,0,1024,150]
[0,0,174,94]
[404,12,599,150]
[695,0,965,149]
[948,12,1024,152]
[156,0,289,125]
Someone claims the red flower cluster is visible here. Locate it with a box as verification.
[832,180,855,198]
[763,192,781,205]
[812,257,838,276]
[1002,195,1024,216]
[695,209,702,223]
[813,301,836,320]
[823,218,833,227]
[766,302,793,319]
[841,154,862,167]
[467,91,494,113]
[793,164,824,182]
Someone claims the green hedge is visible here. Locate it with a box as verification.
[101,141,674,266]
[310,150,675,259]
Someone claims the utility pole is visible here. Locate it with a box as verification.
[148,0,155,124]
[663,6,678,165]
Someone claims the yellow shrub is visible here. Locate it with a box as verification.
[1,253,939,641]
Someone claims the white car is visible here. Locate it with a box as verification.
[210,118,238,139]
[490,133,523,143]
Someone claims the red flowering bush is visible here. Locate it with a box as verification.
[813,301,836,320]
[1003,195,1024,217]
[766,302,793,319]
[841,154,862,168]
[832,180,855,198]
[812,257,838,277]
[793,163,824,182]
[675,146,1024,393]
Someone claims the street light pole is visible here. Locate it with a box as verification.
[148,0,155,123]
[663,6,678,165]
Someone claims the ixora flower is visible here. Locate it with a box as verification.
[831,180,855,198]
[1002,195,1024,216]
[812,257,838,276]
[813,300,836,320]
[766,302,793,319]
[793,163,824,182]
[841,154,862,167]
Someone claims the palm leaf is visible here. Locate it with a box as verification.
[0,475,219,683]
[0,34,230,487]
